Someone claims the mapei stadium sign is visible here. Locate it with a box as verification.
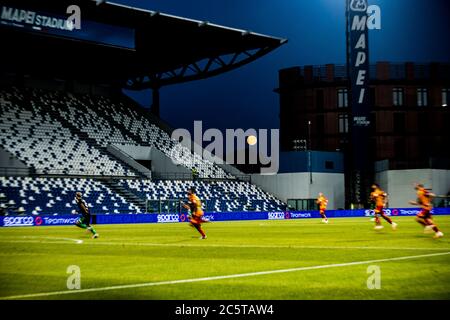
[0,5,81,31]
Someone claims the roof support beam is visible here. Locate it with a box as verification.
[124,43,284,90]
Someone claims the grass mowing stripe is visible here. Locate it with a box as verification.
[0,239,448,251]
[2,251,449,300]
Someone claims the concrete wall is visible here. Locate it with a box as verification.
[112,144,152,160]
[375,169,450,208]
[108,145,152,178]
[0,147,29,176]
[279,151,344,173]
[111,144,192,178]
[149,147,192,177]
[251,172,345,209]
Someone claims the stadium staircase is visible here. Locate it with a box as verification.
[51,111,145,178]
[101,179,147,212]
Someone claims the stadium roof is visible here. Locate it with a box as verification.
[1,0,287,90]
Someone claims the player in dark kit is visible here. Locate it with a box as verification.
[74,192,98,238]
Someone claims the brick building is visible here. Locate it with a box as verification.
[277,62,450,171]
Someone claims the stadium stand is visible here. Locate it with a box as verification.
[0,176,132,215]
[0,177,286,215]
[75,94,232,179]
[0,87,137,176]
[120,179,285,212]
[0,86,231,178]
[0,85,286,215]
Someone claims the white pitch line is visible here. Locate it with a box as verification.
[22,236,83,244]
[1,251,449,300]
[0,239,448,251]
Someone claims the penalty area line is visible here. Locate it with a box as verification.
[1,251,449,300]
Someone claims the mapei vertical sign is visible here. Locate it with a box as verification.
[346,0,374,205]
[347,0,371,129]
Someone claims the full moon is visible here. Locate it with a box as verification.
[247,135,257,146]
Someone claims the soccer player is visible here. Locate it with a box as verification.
[316,193,329,223]
[74,192,98,239]
[370,184,397,230]
[409,183,444,239]
[182,187,207,239]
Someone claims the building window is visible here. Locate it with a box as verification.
[287,199,297,210]
[287,199,317,211]
[338,114,349,133]
[325,161,334,170]
[417,137,428,161]
[316,89,324,111]
[369,138,377,161]
[393,113,405,134]
[442,88,449,107]
[394,139,406,160]
[292,139,307,151]
[393,88,404,106]
[417,88,428,107]
[316,115,324,133]
[337,88,348,108]
[418,113,429,134]
[446,114,450,137]
[370,87,376,107]
[370,113,376,134]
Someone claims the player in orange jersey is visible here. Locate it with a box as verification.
[316,193,329,223]
[182,187,207,239]
[370,184,397,230]
[409,183,443,239]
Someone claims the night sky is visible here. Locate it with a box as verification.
[118,0,450,135]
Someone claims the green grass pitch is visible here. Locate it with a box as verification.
[0,216,449,300]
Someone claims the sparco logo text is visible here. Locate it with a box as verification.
[268,212,285,220]
[157,214,179,223]
[3,216,34,227]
